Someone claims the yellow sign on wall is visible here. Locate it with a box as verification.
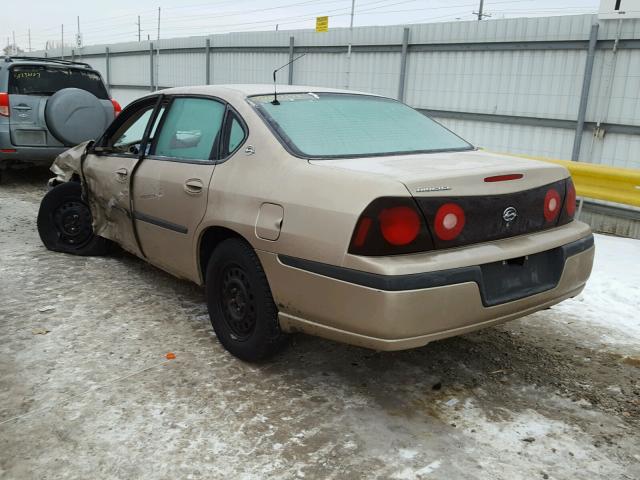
[316,16,329,32]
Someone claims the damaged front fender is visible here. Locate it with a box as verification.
[49,141,93,186]
[47,141,143,258]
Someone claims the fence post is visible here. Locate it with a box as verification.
[571,22,599,161]
[205,38,211,85]
[397,27,410,102]
[71,49,75,62]
[105,47,111,95]
[288,36,295,85]
[149,42,155,92]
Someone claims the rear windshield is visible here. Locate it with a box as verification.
[8,65,109,99]
[250,93,472,159]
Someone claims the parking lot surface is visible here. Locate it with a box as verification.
[1,169,639,480]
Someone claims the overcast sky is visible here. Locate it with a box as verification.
[4,0,601,52]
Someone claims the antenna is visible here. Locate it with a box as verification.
[271,53,306,105]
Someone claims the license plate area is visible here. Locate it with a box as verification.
[479,247,564,306]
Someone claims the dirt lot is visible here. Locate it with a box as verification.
[1,169,639,480]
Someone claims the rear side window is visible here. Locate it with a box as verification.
[224,114,246,156]
[8,66,109,99]
[152,97,225,161]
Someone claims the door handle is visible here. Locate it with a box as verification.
[184,178,204,195]
[13,105,32,111]
[115,168,128,182]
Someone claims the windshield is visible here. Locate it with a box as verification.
[8,65,109,99]
[251,93,472,159]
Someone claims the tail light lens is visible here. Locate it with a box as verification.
[433,203,466,241]
[111,99,122,116]
[0,93,9,117]
[348,198,433,256]
[379,206,421,245]
[565,178,577,217]
[543,188,561,222]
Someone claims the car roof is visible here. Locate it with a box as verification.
[147,84,381,100]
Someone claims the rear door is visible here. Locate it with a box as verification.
[83,96,165,257]
[8,64,111,147]
[131,96,242,280]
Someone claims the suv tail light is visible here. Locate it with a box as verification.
[348,198,433,256]
[111,99,122,116]
[0,93,9,117]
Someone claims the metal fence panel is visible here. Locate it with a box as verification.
[27,13,640,172]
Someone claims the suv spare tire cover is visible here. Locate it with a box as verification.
[45,88,113,146]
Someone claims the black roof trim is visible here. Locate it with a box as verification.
[3,56,92,68]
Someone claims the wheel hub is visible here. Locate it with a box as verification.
[53,200,93,246]
[220,265,256,341]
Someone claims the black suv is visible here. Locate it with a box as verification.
[0,56,120,169]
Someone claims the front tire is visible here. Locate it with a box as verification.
[37,181,111,256]
[206,238,287,362]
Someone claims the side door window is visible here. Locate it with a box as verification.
[151,97,226,161]
[108,102,166,156]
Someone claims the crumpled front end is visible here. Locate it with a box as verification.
[48,142,139,256]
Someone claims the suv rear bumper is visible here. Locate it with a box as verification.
[0,128,64,167]
[258,224,595,351]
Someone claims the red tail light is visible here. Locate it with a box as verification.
[0,93,9,117]
[379,206,421,246]
[543,188,561,222]
[565,178,577,217]
[111,99,122,116]
[433,203,466,241]
[348,198,433,256]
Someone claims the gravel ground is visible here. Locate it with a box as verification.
[0,168,639,480]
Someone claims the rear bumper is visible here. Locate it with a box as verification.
[259,226,595,351]
[0,129,63,166]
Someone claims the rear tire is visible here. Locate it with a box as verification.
[37,181,111,256]
[206,238,287,362]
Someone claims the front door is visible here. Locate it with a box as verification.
[131,96,228,279]
[84,96,162,257]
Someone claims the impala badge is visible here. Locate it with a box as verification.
[415,186,451,193]
[503,206,518,223]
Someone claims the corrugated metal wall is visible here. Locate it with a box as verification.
[35,13,640,172]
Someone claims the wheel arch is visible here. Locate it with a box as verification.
[197,225,251,285]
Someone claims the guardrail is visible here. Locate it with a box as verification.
[511,154,640,208]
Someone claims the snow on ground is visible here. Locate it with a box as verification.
[551,233,640,346]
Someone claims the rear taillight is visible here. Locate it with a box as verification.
[0,93,9,117]
[379,206,421,246]
[348,198,433,256]
[543,188,561,223]
[565,178,576,217]
[433,203,466,241]
[111,99,122,116]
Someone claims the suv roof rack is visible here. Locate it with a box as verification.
[3,56,92,68]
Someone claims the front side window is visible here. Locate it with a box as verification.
[251,93,472,159]
[9,66,109,99]
[110,104,165,155]
[152,97,225,161]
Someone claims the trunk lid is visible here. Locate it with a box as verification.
[310,149,573,249]
[309,149,568,197]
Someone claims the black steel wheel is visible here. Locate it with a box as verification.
[219,263,257,341]
[51,199,94,248]
[37,181,111,256]
[206,238,287,362]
